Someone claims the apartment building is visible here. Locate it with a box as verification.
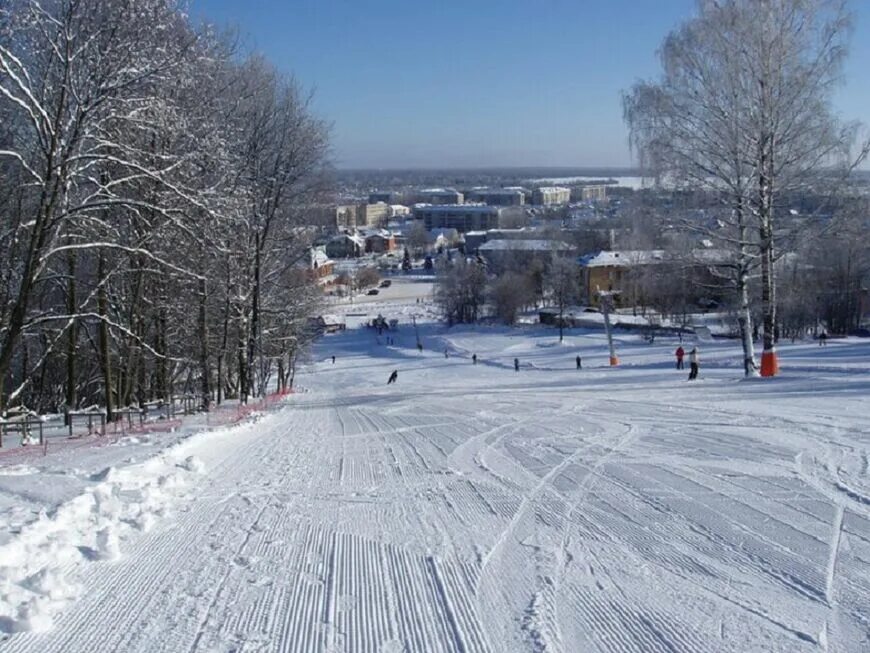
[464,188,525,206]
[532,186,571,206]
[414,205,506,233]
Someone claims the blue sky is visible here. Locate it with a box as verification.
[193,0,870,169]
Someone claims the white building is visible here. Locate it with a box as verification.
[532,186,571,206]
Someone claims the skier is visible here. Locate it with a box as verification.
[472,354,477,365]
[675,346,685,370]
[332,355,336,364]
[514,358,520,372]
[687,347,699,381]
[819,329,828,346]
[444,348,449,358]
[387,370,398,384]
[575,355,582,370]
[417,342,423,353]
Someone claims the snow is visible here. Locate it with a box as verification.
[0,282,869,651]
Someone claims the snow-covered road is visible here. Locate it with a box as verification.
[2,323,869,652]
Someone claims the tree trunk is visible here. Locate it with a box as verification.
[735,205,758,377]
[737,273,757,377]
[121,258,146,406]
[238,326,248,404]
[156,305,169,403]
[247,244,261,399]
[65,248,78,423]
[98,250,115,421]
[198,277,211,410]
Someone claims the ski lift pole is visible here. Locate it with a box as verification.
[601,293,619,366]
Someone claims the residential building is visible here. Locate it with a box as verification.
[580,185,607,202]
[325,233,365,259]
[463,231,489,254]
[465,188,525,206]
[389,204,411,218]
[532,187,571,206]
[463,227,543,253]
[369,191,401,204]
[309,248,334,279]
[579,249,732,307]
[312,204,358,230]
[357,202,391,228]
[293,247,334,284]
[428,228,460,250]
[414,205,510,233]
[363,230,397,253]
[478,239,575,272]
[417,188,464,204]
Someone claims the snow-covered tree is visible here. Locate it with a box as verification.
[623,0,868,377]
[0,1,331,415]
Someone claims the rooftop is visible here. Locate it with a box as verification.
[580,249,734,268]
[479,239,573,252]
[415,204,499,213]
[469,188,524,196]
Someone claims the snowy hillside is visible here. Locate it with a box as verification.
[1,293,869,651]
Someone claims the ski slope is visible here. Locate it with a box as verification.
[1,302,869,651]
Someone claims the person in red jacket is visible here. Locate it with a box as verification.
[675,346,685,370]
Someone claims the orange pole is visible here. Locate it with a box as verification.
[760,349,779,377]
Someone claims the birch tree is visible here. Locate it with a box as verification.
[623,0,867,377]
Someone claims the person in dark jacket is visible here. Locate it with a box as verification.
[514,358,520,372]
[387,370,398,384]
[576,355,582,369]
[687,347,699,381]
[472,354,477,364]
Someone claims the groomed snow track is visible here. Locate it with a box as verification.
[2,325,869,652]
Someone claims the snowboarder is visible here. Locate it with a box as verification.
[575,355,582,370]
[387,370,398,384]
[472,354,477,365]
[819,329,828,346]
[675,346,685,370]
[514,358,520,372]
[687,347,699,381]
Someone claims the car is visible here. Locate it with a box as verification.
[379,280,392,288]
[366,289,379,295]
